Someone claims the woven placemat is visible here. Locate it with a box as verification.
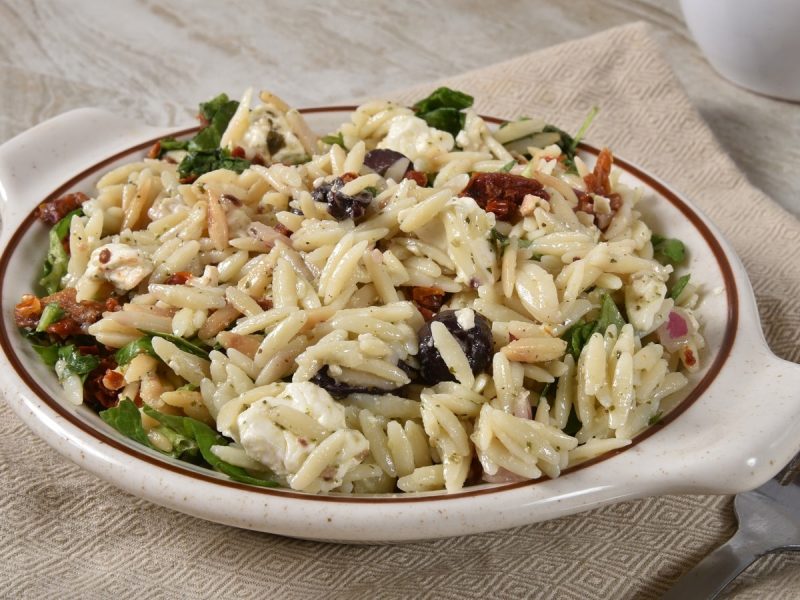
[1,22,798,600]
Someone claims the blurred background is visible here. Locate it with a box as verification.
[0,0,797,214]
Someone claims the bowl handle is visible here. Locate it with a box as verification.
[634,347,800,496]
[0,108,171,244]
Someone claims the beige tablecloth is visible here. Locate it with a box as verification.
[1,22,798,599]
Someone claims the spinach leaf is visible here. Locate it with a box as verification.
[139,330,208,359]
[669,274,691,300]
[412,87,474,137]
[31,343,60,367]
[562,294,626,359]
[152,425,200,460]
[100,399,151,448]
[56,344,100,382]
[35,303,65,332]
[595,293,626,334]
[198,93,234,123]
[157,137,189,155]
[115,336,157,366]
[651,234,687,265]
[142,406,279,487]
[321,132,345,148]
[39,209,83,295]
[177,148,251,181]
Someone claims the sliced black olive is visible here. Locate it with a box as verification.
[311,366,405,397]
[417,309,493,385]
[363,149,411,180]
[311,177,373,222]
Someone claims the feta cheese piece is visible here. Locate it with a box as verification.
[236,382,368,492]
[82,243,154,291]
[625,271,668,333]
[455,307,475,330]
[239,105,307,163]
[377,115,454,172]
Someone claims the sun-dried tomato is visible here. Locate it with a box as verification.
[584,147,613,196]
[102,370,125,391]
[411,286,446,321]
[83,357,120,412]
[147,141,161,160]
[231,146,246,159]
[256,297,274,310]
[165,271,192,285]
[403,170,428,187]
[459,172,549,221]
[36,192,88,225]
[46,317,82,338]
[340,172,358,183]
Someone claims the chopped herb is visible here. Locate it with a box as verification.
[648,411,663,426]
[115,336,157,366]
[363,186,381,197]
[499,160,516,173]
[489,227,534,254]
[412,87,474,137]
[35,303,65,332]
[266,130,285,155]
[139,330,209,359]
[39,209,83,295]
[321,132,346,148]
[595,293,626,334]
[539,382,554,400]
[669,274,691,300]
[651,234,687,265]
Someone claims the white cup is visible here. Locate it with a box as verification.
[680,0,800,101]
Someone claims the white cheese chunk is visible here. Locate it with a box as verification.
[82,243,154,291]
[377,115,454,172]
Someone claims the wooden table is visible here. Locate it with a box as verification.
[0,0,797,216]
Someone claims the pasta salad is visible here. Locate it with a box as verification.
[15,88,703,494]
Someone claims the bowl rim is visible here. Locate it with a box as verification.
[0,106,739,503]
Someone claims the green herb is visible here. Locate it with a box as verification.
[100,399,152,447]
[142,406,279,487]
[489,227,534,254]
[321,132,346,148]
[539,382,554,400]
[412,87,474,137]
[364,186,380,197]
[55,344,100,382]
[648,411,663,426]
[139,330,209,359]
[177,148,251,181]
[669,273,691,300]
[35,303,65,332]
[563,294,626,359]
[115,336,157,366]
[39,209,83,295]
[499,160,516,173]
[651,234,687,265]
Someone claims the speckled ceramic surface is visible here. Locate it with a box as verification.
[0,108,797,543]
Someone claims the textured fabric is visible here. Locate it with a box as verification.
[1,22,798,599]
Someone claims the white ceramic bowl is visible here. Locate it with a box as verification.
[1,108,798,543]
